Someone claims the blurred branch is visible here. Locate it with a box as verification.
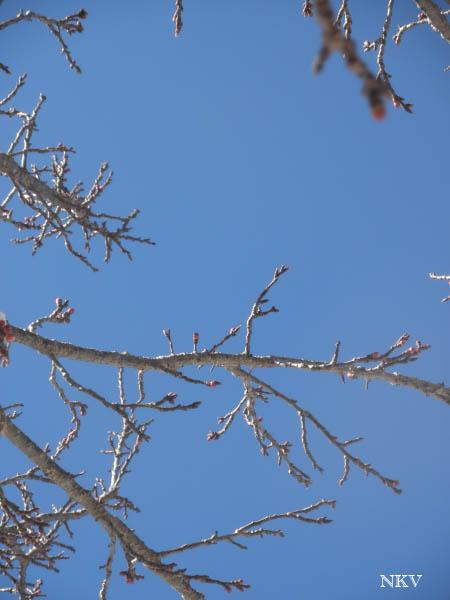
[172,0,183,37]
[310,0,387,118]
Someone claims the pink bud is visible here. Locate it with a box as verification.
[206,380,221,387]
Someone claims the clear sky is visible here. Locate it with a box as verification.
[1,1,450,599]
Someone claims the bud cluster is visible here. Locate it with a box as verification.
[54,297,76,323]
[0,317,14,367]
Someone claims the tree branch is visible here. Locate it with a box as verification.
[0,408,206,600]
[10,326,450,407]
[0,153,154,270]
[416,0,450,44]
[311,0,387,118]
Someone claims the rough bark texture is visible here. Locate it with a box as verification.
[416,0,450,43]
[11,326,450,407]
[0,408,205,600]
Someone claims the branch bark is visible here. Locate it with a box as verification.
[11,326,450,407]
[416,0,450,43]
[0,153,80,212]
[0,408,205,600]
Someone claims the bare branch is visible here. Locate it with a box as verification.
[429,271,450,302]
[415,0,450,44]
[244,265,288,355]
[207,393,247,441]
[28,297,75,334]
[10,324,450,407]
[241,382,312,486]
[394,10,450,46]
[0,152,154,270]
[0,8,88,73]
[159,499,335,556]
[207,325,241,353]
[372,0,414,113]
[234,368,401,493]
[98,538,116,600]
[335,0,352,39]
[172,0,184,37]
[162,329,175,354]
[0,408,206,600]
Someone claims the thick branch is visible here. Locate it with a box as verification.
[0,153,79,212]
[416,0,450,43]
[10,326,450,407]
[0,409,205,600]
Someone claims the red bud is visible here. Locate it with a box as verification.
[371,105,386,121]
[206,380,221,387]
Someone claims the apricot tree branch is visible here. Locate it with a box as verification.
[0,8,87,74]
[416,0,450,43]
[429,272,450,302]
[394,9,450,46]
[0,408,206,600]
[10,325,450,407]
[0,54,154,271]
[233,367,401,493]
[0,152,154,271]
[244,265,288,355]
[159,499,335,556]
[1,262,448,596]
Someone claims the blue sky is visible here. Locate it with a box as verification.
[1,1,450,598]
